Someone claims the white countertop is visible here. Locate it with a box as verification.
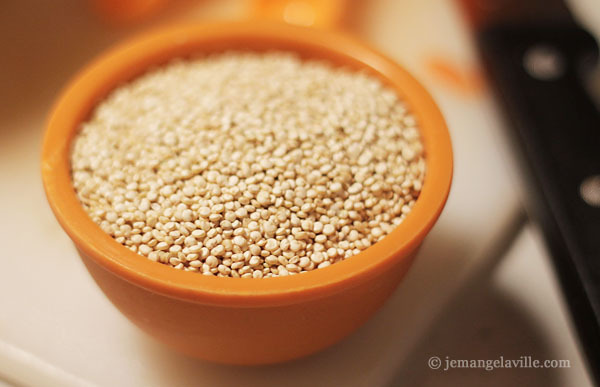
[0,0,596,385]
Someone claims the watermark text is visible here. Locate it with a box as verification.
[428,356,570,371]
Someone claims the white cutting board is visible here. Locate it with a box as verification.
[0,0,548,385]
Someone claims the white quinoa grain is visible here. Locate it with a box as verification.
[205,256,218,268]
[264,238,279,252]
[71,52,425,277]
[311,252,324,264]
[138,244,152,255]
[233,235,247,248]
[322,224,335,236]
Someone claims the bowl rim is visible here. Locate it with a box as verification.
[41,21,453,307]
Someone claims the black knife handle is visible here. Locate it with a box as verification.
[477,23,600,379]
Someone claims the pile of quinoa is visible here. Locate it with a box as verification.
[71,52,426,278]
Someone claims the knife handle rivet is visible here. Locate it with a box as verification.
[580,175,600,207]
[523,45,565,81]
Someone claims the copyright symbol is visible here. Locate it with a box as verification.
[428,356,442,370]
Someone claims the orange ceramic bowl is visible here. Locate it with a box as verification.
[41,21,452,365]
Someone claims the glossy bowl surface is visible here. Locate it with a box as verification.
[41,21,452,364]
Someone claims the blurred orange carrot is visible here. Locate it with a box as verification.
[425,55,484,96]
